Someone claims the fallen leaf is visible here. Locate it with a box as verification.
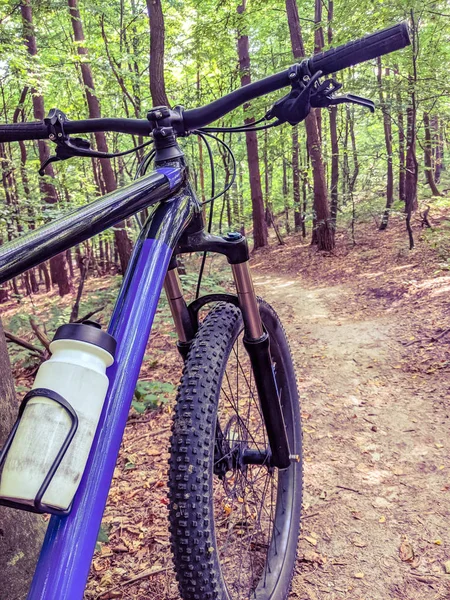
[444,561,450,574]
[305,536,318,547]
[354,572,365,579]
[298,551,327,565]
[399,539,414,562]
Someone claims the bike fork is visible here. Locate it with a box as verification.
[164,233,291,470]
[230,261,291,469]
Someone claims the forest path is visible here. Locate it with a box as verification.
[252,270,450,600]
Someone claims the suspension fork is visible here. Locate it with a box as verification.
[163,226,291,470]
[230,261,291,469]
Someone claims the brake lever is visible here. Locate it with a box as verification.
[328,93,375,113]
[265,63,323,125]
[39,108,118,176]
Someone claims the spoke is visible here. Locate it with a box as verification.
[214,330,288,599]
[220,385,264,454]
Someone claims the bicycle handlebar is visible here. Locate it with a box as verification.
[0,22,410,143]
[308,22,410,76]
[0,118,152,142]
[184,22,410,130]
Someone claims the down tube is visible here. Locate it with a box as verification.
[27,190,193,600]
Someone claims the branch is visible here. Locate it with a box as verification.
[100,16,137,114]
[74,306,106,323]
[4,330,45,356]
[29,317,51,352]
[95,565,170,600]
[12,86,28,124]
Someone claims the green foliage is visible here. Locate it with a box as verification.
[95,522,111,552]
[0,0,449,252]
[132,380,175,413]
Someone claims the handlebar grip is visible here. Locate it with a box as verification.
[308,22,410,76]
[0,122,48,142]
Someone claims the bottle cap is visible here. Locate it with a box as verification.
[53,323,117,357]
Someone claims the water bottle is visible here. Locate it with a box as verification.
[0,322,116,511]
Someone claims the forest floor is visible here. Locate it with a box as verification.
[3,213,450,600]
[84,214,450,600]
[251,231,450,600]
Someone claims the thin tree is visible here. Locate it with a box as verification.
[423,112,441,196]
[377,58,394,230]
[285,0,334,250]
[236,1,268,250]
[328,0,339,226]
[147,0,170,107]
[68,0,132,273]
[404,11,419,249]
[21,0,72,296]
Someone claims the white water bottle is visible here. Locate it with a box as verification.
[0,322,116,511]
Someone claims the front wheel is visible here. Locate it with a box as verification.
[168,300,302,600]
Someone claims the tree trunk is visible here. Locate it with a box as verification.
[237,2,268,250]
[433,116,444,182]
[282,147,290,235]
[146,0,170,107]
[377,58,394,230]
[423,112,441,196]
[68,0,132,274]
[0,318,46,599]
[328,1,339,226]
[405,12,418,233]
[396,86,406,202]
[292,127,302,231]
[285,0,333,250]
[306,115,334,250]
[21,1,72,297]
[300,145,308,238]
[405,95,418,213]
[314,0,324,140]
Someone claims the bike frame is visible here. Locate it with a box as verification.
[0,159,197,600]
[0,152,290,599]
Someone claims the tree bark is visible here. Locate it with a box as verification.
[423,112,441,196]
[395,83,406,202]
[328,1,339,226]
[0,318,46,599]
[292,127,302,231]
[404,10,418,251]
[433,116,443,182]
[285,0,333,250]
[300,144,308,238]
[146,0,170,107]
[405,102,417,249]
[21,0,72,297]
[377,58,394,230]
[237,2,268,250]
[68,0,132,274]
[282,147,290,234]
[314,0,324,140]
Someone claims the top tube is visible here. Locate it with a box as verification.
[0,167,184,285]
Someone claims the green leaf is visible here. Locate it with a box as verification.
[131,400,146,414]
[97,523,110,544]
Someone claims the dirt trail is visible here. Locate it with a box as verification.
[253,271,450,600]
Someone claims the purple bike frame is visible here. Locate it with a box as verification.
[25,168,197,599]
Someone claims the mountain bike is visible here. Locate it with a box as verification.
[0,22,409,600]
